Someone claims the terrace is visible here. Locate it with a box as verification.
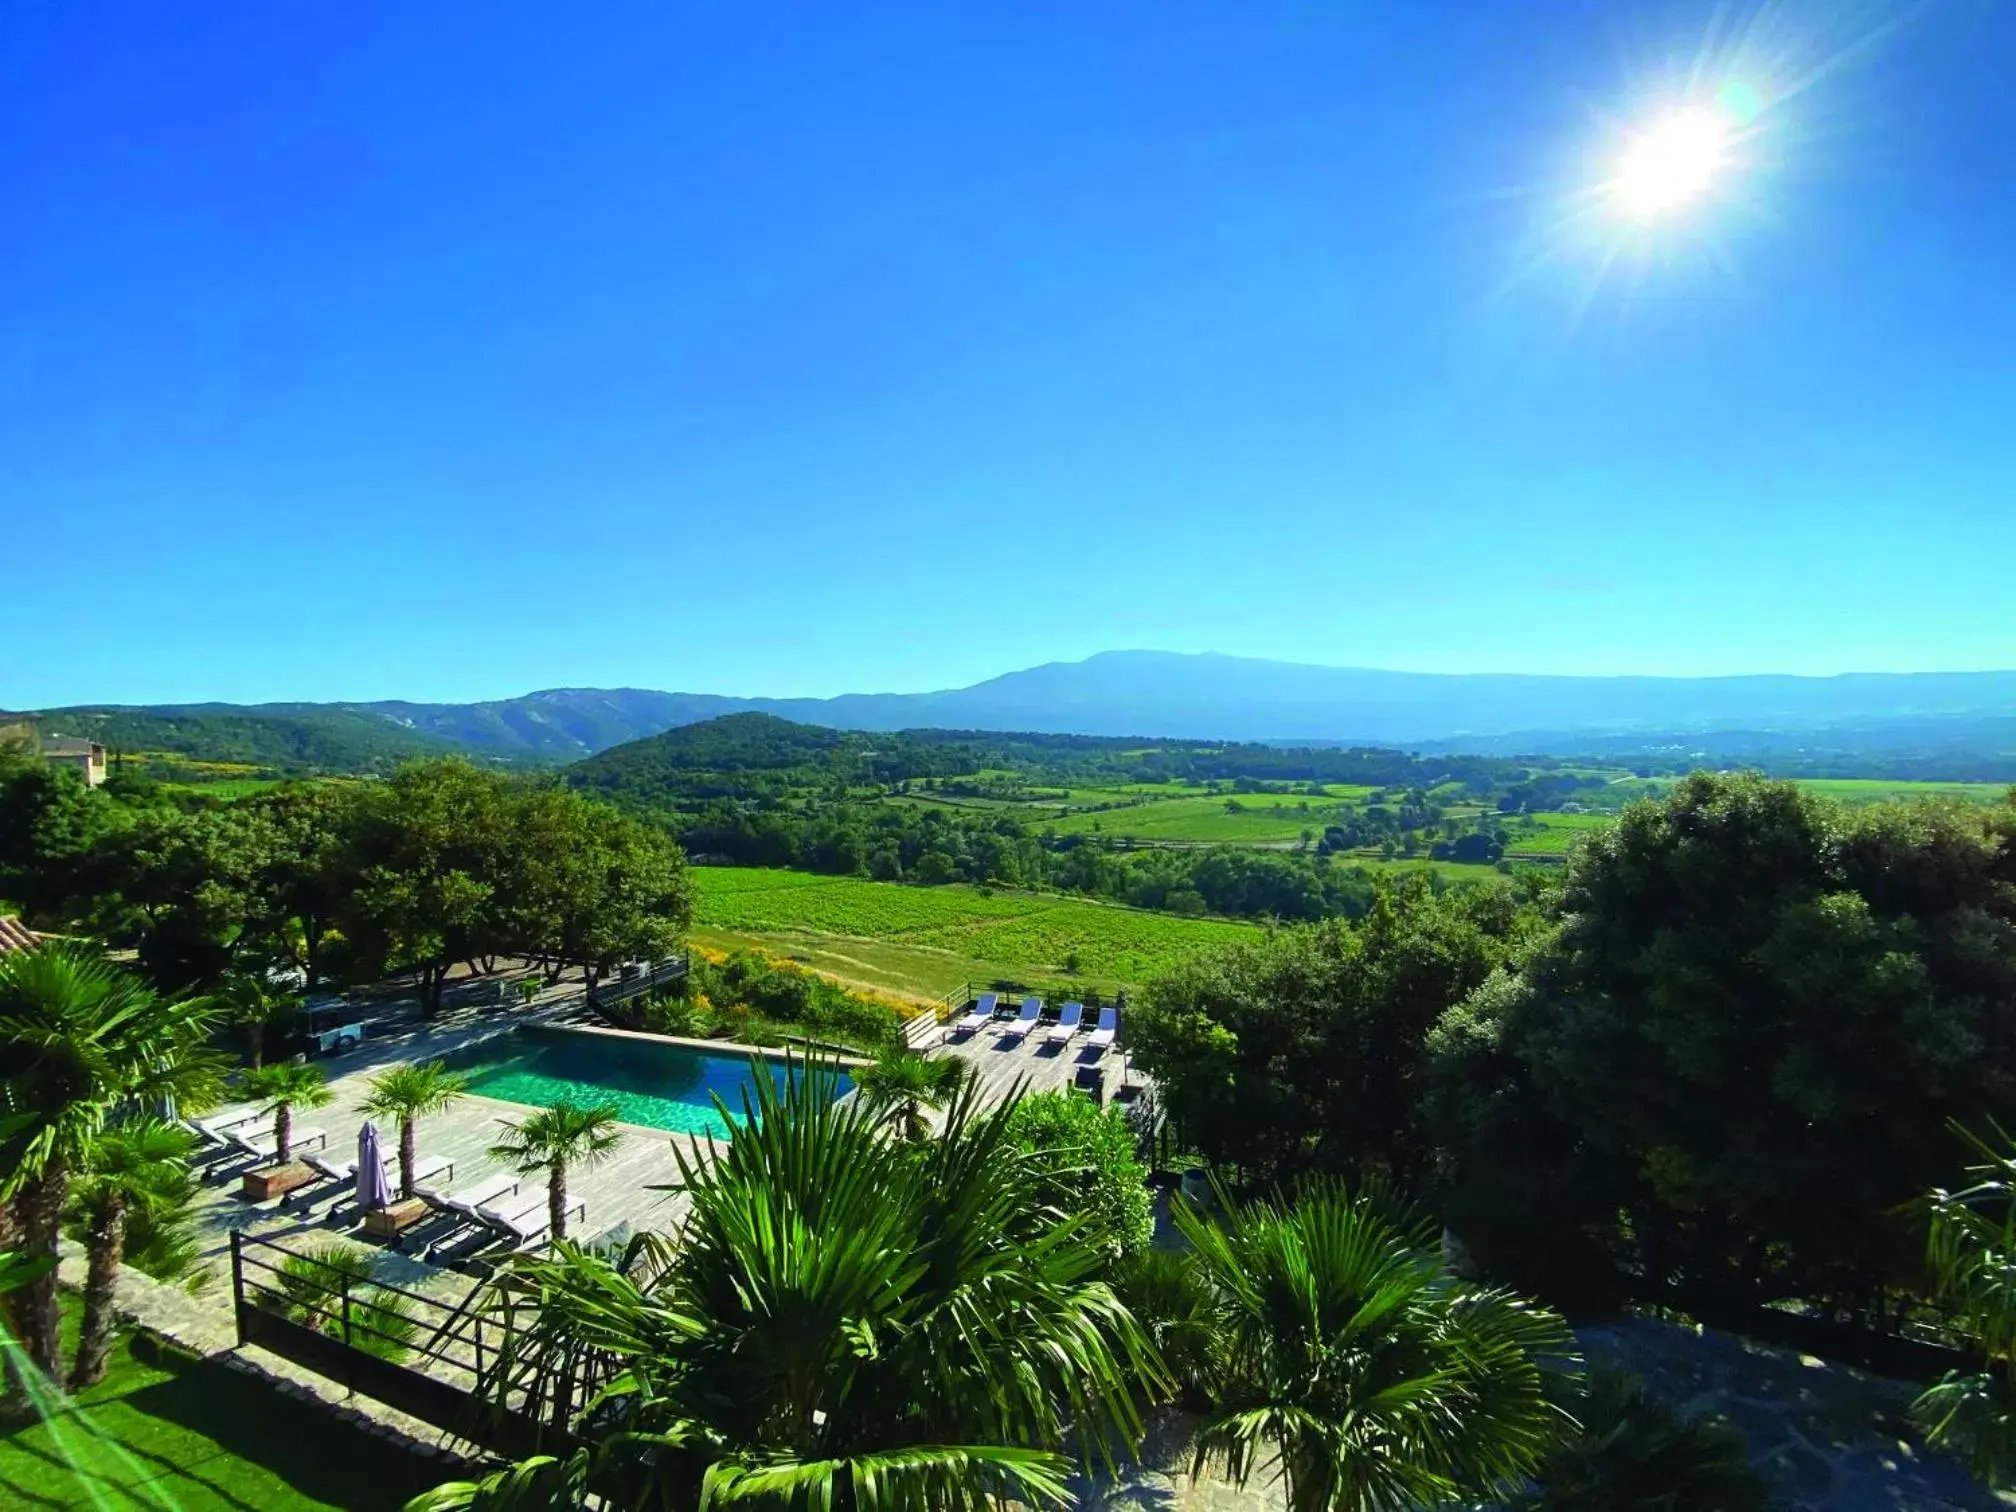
[928,994,1147,1109]
[94,971,1152,1479]
[181,1022,699,1300]
[175,982,1141,1302]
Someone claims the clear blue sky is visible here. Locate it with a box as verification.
[5,1,2012,706]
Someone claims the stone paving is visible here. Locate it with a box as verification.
[1582,1317,2016,1511]
[180,999,707,1305]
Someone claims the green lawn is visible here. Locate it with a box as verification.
[692,867,1259,999]
[0,1300,441,1511]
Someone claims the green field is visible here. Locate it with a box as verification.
[691,867,1259,999]
[1047,793,1341,844]
[1792,779,2011,805]
[0,1299,438,1510]
[160,777,293,800]
[1502,811,1616,855]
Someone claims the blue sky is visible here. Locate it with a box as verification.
[5,1,2012,706]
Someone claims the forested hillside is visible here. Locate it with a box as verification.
[30,707,468,775]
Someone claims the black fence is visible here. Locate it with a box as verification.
[230,1231,595,1459]
[583,956,687,1011]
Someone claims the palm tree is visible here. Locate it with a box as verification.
[1173,1178,1579,1512]
[240,1061,334,1166]
[216,969,302,1070]
[1509,1368,1768,1511]
[446,1064,1162,1509]
[850,1047,968,1141]
[488,1100,620,1243]
[0,942,223,1387]
[407,1452,589,1511]
[67,1118,198,1390]
[363,1060,470,1198]
[1911,1122,2016,1486]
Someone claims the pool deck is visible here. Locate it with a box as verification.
[180,1000,712,1308]
[928,1014,1144,1108]
[175,998,1144,1320]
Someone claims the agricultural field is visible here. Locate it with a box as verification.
[1792,778,2011,806]
[1046,792,1345,844]
[690,866,1260,1000]
[1501,811,1617,855]
[160,776,294,799]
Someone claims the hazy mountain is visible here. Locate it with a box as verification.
[38,652,2016,765]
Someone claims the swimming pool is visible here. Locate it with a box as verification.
[441,1027,852,1139]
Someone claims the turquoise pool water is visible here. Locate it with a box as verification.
[442,1028,850,1139]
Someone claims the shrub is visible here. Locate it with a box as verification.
[267,1241,420,1362]
[1510,1368,1768,1511]
[1005,1091,1154,1262]
[684,949,902,1052]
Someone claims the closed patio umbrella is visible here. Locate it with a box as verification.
[357,1120,392,1212]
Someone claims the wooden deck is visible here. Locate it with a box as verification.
[930,1015,1143,1109]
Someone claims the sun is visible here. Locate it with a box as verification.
[1609,103,1737,222]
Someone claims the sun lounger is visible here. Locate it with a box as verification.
[198,1107,262,1137]
[421,1173,521,1227]
[1086,1005,1118,1052]
[954,992,999,1035]
[1046,1001,1085,1044]
[998,997,1043,1044]
[184,1107,262,1149]
[304,1151,355,1187]
[478,1191,582,1249]
[227,1124,327,1160]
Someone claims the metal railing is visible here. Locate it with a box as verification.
[229,1230,600,1457]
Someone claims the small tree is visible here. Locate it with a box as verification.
[1175,1179,1578,1512]
[240,1062,333,1165]
[488,1101,621,1242]
[362,1060,470,1198]
[1006,1090,1154,1261]
[851,1049,968,1142]
[67,1119,197,1389]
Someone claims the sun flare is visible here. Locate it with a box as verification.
[1611,104,1736,221]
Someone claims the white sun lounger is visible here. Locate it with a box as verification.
[954,992,999,1035]
[1086,1006,1118,1052]
[184,1107,262,1149]
[228,1124,327,1159]
[998,997,1043,1044]
[421,1172,521,1226]
[197,1107,262,1138]
[1046,1001,1085,1044]
[478,1191,583,1249]
[304,1151,355,1186]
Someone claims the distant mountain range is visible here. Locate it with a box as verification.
[28,651,2016,769]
